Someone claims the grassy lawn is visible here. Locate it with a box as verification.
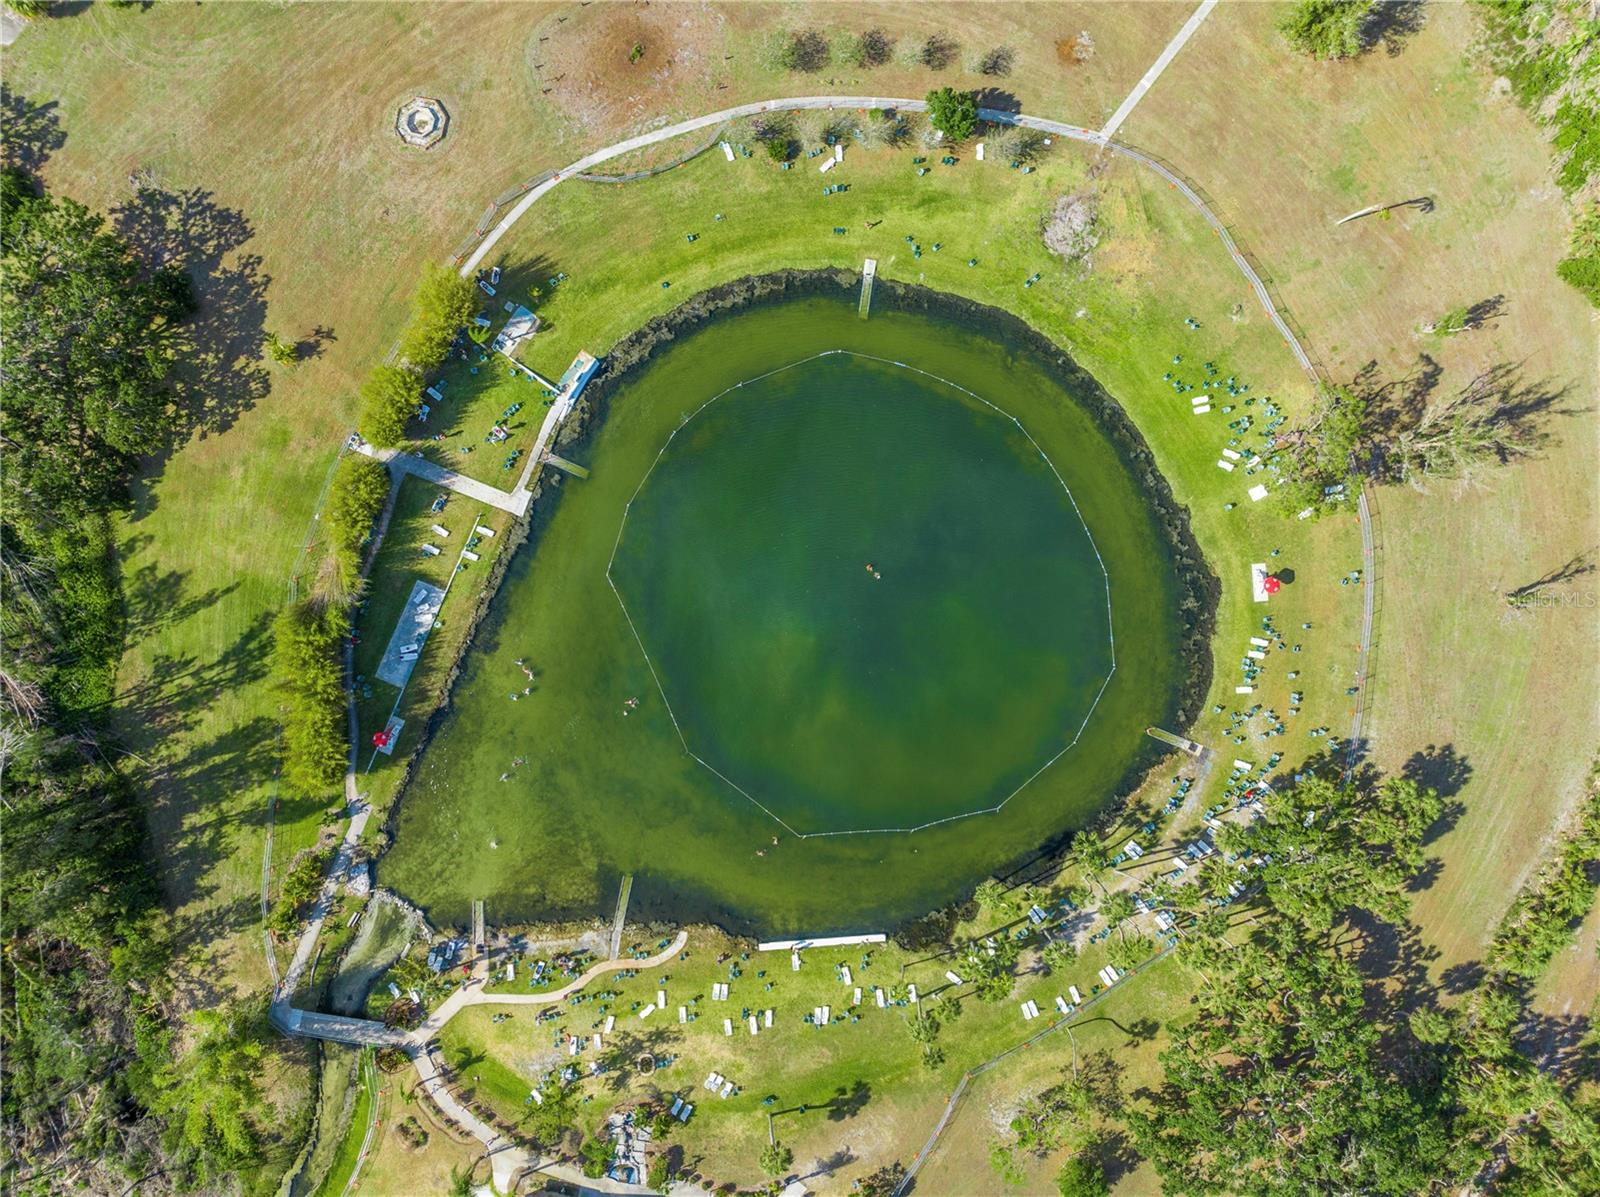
[1119,0,1600,979]
[434,918,1192,1192]
[345,476,516,818]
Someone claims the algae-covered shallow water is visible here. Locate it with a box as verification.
[382,291,1187,935]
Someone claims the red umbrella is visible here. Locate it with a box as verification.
[372,730,391,749]
[1263,575,1282,595]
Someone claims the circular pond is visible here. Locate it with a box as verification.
[608,351,1114,835]
[383,289,1190,935]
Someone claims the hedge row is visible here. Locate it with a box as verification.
[323,454,391,594]
[272,599,348,796]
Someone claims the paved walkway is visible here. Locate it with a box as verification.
[274,799,371,1004]
[353,443,530,515]
[1099,0,1219,140]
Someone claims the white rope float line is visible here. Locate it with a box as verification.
[604,348,1118,838]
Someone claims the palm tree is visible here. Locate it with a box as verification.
[1070,837,1112,897]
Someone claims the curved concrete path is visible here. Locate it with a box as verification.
[461,94,1315,383]
[403,930,688,1193]
[409,929,689,1041]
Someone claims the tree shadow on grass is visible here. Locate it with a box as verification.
[111,184,272,510]
[1360,0,1428,57]
[0,84,67,175]
[120,558,242,643]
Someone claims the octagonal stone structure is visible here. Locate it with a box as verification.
[395,95,449,149]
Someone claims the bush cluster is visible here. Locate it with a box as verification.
[267,846,336,937]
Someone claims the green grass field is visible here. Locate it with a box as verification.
[432,920,1198,1192]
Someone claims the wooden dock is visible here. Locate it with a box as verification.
[1146,727,1205,757]
[858,258,877,319]
[544,452,590,479]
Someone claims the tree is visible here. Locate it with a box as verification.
[777,29,830,73]
[448,1164,474,1197]
[1106,931,1151,973]
[264,330,298,366]
[357,363,422,447]
[992,1060,1121,1185]
[0,170,195,524]
[323,454,391,593]
[1129,920,1451,1195]
[965,934,1021,1002]
[1391,370,1551,484]
[153,1003,269,1184]
[1215,774,1441,932]
[924,87,978,141]
[853,1161,906,1196]
[271,599,348,794]
[974,878,1007,911]
[1278,382,1367,517]
[759,1140,794,1178]
[1041,939,1078,974]
[1069,835,1112,895]
[647,1152,672,1193]
[398,263,478,370]
[580,1134,613,1179]
[1099,889,1135,935]
[1277,0,1374,60]
[524,1082,580,1155]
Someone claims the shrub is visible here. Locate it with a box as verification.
[860,27,893,66]
[357,363,422,447]
[264,331,298,366]
[268,846,334,937]
[1557,203,1600,309]
[398,263,478,370]
[978,45,1015,76]
[1042,190,1102,270]
[921,33,959,70]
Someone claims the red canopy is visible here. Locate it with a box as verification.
[1263,575,1282,594]
[372,730,391,748]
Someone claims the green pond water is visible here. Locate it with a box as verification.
[382,292,1186,935]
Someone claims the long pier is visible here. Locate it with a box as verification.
[858,258,877,319]
[607,875,634,959]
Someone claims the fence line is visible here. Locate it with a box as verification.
[574,122,731,185]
